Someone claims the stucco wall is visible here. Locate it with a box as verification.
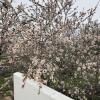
[14,72,73,100]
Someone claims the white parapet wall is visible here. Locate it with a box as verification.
[13,72,73,100]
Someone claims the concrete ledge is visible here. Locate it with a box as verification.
[13,72,73,100]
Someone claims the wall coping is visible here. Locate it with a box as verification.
[14,72,73,100]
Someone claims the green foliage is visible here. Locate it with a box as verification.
[0,76,5,87]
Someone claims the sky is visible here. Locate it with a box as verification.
[75,0,100,21]
[12,0,100,22]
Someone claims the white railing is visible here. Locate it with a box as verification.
[13,72,73,100]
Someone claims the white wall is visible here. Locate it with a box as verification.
[14,72,73,100]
